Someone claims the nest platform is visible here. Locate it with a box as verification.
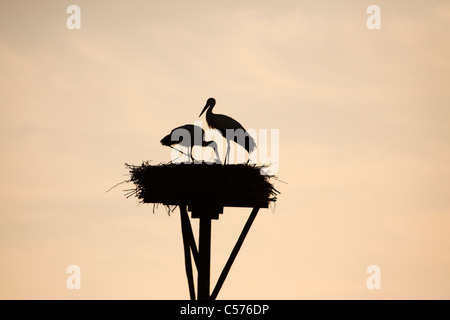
[126,162,278,211]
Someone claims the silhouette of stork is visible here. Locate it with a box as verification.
[199,98,256,164]
[161,124,220,163]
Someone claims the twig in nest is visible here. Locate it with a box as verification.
[105,180,130,193]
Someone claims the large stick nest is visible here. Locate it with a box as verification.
[125,162,279,208]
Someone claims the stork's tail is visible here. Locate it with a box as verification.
[245,134,257,154]
[234,130,256,154]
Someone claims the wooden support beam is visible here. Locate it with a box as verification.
[197,216,212,300]
[210,207,260,300]
[179,206,196,300]
[180,206,199,268]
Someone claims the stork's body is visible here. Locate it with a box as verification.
[160,124,219,162]
[199,98,256,164]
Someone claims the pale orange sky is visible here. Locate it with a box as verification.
[1,0,449,299]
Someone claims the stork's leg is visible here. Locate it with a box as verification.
[186,147,191,163]
[225,140,230,165]
[190,146,195,163]
[190,146,201,163]
[224,143,228,164]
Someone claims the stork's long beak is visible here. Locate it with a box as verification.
[199,103,209,117]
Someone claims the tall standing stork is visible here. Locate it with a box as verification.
[161,124,220,163]
[199,98,256,164]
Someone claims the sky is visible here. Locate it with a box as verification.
[1,0,449,299]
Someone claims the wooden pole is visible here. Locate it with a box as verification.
[197,216,212,300]
[210,207,260,300]
[180,206,196,300]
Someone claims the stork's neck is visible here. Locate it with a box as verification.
[205,105,214,125]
